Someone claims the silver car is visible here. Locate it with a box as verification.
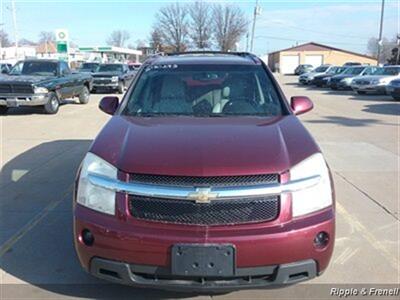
[298,65,332,85]
[351,66,400,95]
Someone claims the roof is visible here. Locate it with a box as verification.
[146,52,261,66]
[269,42,376,60]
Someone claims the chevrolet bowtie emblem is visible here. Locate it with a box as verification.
[187,188,219,204]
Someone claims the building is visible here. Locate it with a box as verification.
[78,46,142,63]
[268,42,377,74]
[0,46,36,64]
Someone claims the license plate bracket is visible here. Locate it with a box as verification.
[171,244,235,277]
[6,98,18,107]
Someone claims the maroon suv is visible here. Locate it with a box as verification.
[74,52,335,291]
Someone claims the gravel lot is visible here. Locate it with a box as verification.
[0,75,399,299]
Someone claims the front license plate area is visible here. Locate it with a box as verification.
[6,98,18,107]
[171,244,235,277]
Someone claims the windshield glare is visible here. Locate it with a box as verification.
[10,61,57,76]
[98,64,123,72]
[80,63,98,70]
[315,66,329,72]
[343,67,364,75]
[122,65,283,117]
[374,67,400,76]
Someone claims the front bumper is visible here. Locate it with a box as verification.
[90,257,317,292]
[351,84,387,94]
[74,198,335,290]
[0,94,49,107]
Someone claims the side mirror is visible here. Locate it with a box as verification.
[99,96,119,115]
[291,96,313,115]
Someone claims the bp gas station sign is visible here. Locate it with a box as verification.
[55,29,69,61]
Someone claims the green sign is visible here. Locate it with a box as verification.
[57,41,68,53]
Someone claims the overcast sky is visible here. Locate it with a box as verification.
[0,0,398,55]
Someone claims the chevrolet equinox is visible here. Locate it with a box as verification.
[74,52,335,292]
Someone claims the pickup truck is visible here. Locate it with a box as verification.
[0,59,93,114]
[91,63,135,94]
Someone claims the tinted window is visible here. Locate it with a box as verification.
[98,64,123,72]
[10,61,58,76]
[315,66,329,72]
[60,61,70,75]
[123,64,283,117]
[374,67,400,76]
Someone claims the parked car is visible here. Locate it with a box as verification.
[386,78,400,100]
[351,65,400,95]
[311,66,347,87]
[0,63,12,74]
[74,52,335,291]
[329,66,379,90]
[294,64,313,75]
[128,62,142,71]
[92,63,135,93]
[0,59,93,114]
[343,62,362,66]
[78,62,100,73]
[298,65,332,84]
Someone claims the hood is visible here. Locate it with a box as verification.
[0,74,54,84]
[315,73,334,79]
[331,74,355,80]
[355,74,398,82]
[90,116,320,176]
[93,71,121,77]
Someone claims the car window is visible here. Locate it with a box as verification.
[60,62,70,75]
[98,64,123,72]
[123,64,284,117]
[9,61,58,76]
[315,66,329,72]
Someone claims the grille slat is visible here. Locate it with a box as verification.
[130,173,278,187]
[128,195,279,226]
[0,83,33,94]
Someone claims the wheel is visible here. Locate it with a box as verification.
[43,92,59,114]
[0,106,8,114]
[78,86,90,104]
[393,95,400,101]
[117,81,124,94]
[357,91,366,95]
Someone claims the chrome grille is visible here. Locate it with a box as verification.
[130,173,279,187]
[0,83,33,94]
[128,195,280,226]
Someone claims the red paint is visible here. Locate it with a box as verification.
[290,96,314,115]
[99,96,119,115]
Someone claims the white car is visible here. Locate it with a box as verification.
[298,65,332,85]
[351,66,400,95]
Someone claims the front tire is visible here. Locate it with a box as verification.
[43,92,59,114]
[78,86,90,104]
[0,106,8,115]
[393,95,400,101]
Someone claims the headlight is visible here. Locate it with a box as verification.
[111,76,119,82]
[76,152,118,215]
[33,87,48,94]
[290,153,332,217]
[340,78,353,84]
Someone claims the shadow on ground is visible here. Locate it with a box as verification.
[305,115,397,127]
[0,140,197,299]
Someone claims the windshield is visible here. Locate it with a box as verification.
[374,67,400,76]
[122,64,284,117]
[9,61,57,76]
[98,64,123,72]
[315,66,329,72]
[80,63,98,70]
[342,67,364,75]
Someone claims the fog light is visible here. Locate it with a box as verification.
[314,231,329,248]
[82,229,94,246]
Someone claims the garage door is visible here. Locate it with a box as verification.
[280,55,300,74]
[305,55,323,68]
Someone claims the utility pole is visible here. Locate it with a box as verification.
[246,32,249,52]
[11,0,18,59]
[250,0,261,53]
[376,0,385,65]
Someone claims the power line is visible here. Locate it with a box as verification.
[255,35,368,46]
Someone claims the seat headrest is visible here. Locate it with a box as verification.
[222,86,230,98]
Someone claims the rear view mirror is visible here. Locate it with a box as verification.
[99,96,119,115]
[290,96,313,115]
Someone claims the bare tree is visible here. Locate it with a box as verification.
[367,36,397,63]
[155,2,189,52]
[0,30,11,47]
[189,1,212,49]
[106,30,130,47]
[212,4,249,51]
[38,31,55,44]
[149,28,164,52]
